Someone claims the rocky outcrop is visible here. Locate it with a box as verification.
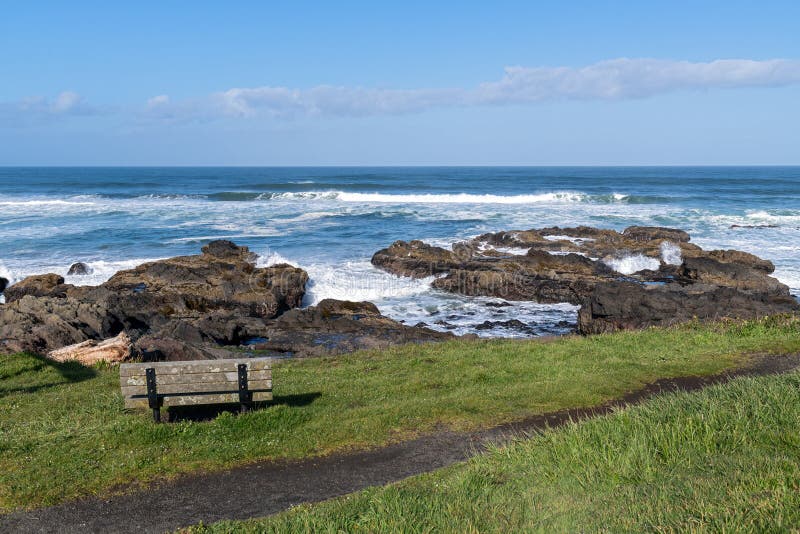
[0,241,309,359]
[47,332,132,365]
[67,262,92,276]
[372,226,799,334]
[578,282,799,334]
[94,240,307,323]
[0,241,452,362]
[0,295,118,355]
[0,277,8,294]
[248,299,455,358]
[370,240,458,278]
[621,226,691,243]
[3,274,73,302]
[429,250,616,305]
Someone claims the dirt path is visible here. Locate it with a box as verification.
[3,353,799,534]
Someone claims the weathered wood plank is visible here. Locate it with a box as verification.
[119,358,272,377]
[120,370,271,387]
[123,391,272,409]
[121,379,272,397]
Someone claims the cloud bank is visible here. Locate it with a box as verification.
[5,58,800,125]
[177,58,800,120]
[11,91,96,116]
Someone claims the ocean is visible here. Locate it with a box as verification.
[1,166,798,337]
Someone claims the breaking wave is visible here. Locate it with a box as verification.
[198,190,653,204]
[604,254,660,275]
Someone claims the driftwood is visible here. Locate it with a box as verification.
[47,332,132,365]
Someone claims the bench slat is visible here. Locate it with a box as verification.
[123,391,273,409]
[121,379,272,397]
[120,370,271,387]
[119,358,272,377]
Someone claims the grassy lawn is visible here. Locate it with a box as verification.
[1,316,799,513]
[190,368,800,533]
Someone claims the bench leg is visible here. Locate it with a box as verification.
[152,408,161,423]
[240,403,249,414]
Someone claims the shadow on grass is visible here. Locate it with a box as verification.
[0,354,98,398]
[165,392,323,423]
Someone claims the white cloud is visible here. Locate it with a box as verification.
[472,58,800,104]
[215,86,461,118]
[8,58,800,127]
[16,91,96,116]
[147,58,799,120]
[146,94,170,108]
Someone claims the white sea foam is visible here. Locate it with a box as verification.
[257,249,299,268]
[660,241,683,265]
[302,262,433,306]
[543,235,596,243]
[0,199,97,207]
[336,191,589,204]
[604,254,660,275]
[261,190,637,204]
[167,231,282,243]
[379,295,579,338]
[274,211,339,223]
[488,246,530,256]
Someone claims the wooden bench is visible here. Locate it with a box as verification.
[120,358,273,422]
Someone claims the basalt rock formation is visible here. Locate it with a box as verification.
[3,273,73,302]
[372,226,799,333]
[247,299,455,358]
[0,241,451,361]
[67,262,92,276]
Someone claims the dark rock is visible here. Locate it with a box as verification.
[474,319,535,333]
[578,281,800,334]
[0,295,120,355]
[0,277,7,294]
[201,239,258,262]
[622,226,691,243]
[133,335,235,362]
[0,242,309,358]
[678,256,784,292]
[474,229,548,248]
[94,242,308,324]
[484,300,511,307]
[371,240,457,278]
[538,226,622,240]
[373,225,797,335]
[67,262,93,276]
[249,299,454,358]
[3,274,74,303]
[705,249,775,273]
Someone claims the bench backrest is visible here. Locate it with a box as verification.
[120,358,273,409]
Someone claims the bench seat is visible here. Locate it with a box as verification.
[120,357,273,421]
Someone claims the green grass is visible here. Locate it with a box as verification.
[1,316,799,513]
[190,368,800,533]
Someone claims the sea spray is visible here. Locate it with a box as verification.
[604,255,660,275]
[660,241,683,265]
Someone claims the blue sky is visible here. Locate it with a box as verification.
[1,1,799,165]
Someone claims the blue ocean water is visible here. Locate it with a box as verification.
[1,167,798,336]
